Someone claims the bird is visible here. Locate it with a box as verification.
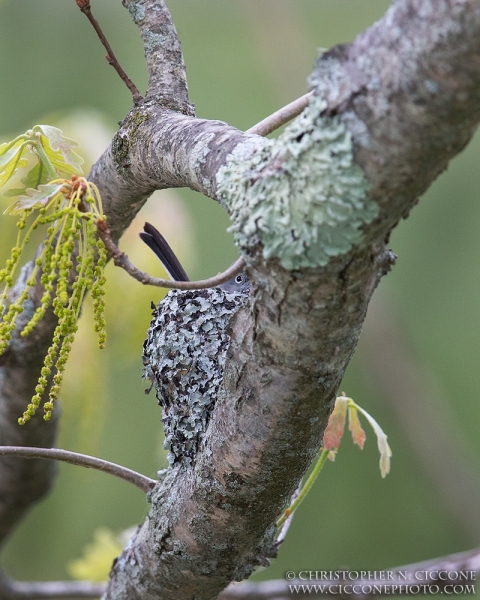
[139,221,250,293]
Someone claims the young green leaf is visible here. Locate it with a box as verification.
[2,162,49,198]
[5,183,65,214]
[35,125,84,175]
[22,161,48,189]
[0,142,28,189]
[2,187,28,198]
[0,136,24,157]
[68,528,125,583]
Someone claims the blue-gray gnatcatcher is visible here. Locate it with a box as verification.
[139,222,250,293]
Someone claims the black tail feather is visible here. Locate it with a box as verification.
[140,222,190,282]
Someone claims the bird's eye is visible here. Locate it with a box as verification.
[235,274,243,284]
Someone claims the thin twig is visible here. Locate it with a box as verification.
[0,571,105,599]
[97,220,246,290]
[1,546,478,600]
[0,446,156,493]
[75,0,142,103]
[247,91,313,136]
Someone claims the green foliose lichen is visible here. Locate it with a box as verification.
[143,29,166,54]
[127,2,145,23]
[216,96,378,270]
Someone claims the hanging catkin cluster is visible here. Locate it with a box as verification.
[143,287,249,466]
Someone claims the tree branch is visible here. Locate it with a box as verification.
[247,92,313,136]
[218,547,480,599]
[0,446,156,493]
[76,0,142,103]
[0,571,105,599]
[0,0,203,546]
[1,546,477,600]
[122,0,194,115]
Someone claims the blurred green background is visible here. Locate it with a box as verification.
[1,0,480,589]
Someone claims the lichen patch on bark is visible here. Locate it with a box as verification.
[217,95,378,270]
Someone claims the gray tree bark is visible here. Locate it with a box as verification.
[1,0,480,599]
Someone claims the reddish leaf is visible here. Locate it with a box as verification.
[348,405,366,449]
[323,396,348,450]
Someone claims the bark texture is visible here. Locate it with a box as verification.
[0,0,480,599]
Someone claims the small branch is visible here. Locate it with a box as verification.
[97,220,246,290]
[219,546,480,599]
[0,572,105,599]
[1,546,478,600]
[0,446,156,493]
[75,0,142,104]
[247,91,313,136]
